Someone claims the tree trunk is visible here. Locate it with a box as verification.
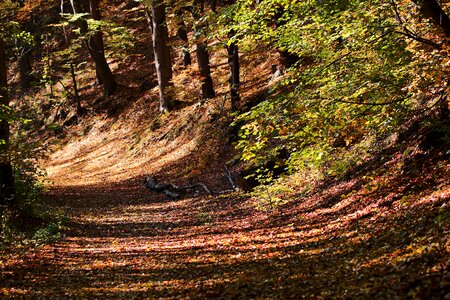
[69,0,81,13]
[89,0,105,85]
[70,63,82,114]
[176,20,192,67]
[72,0,116,96]
[227,32,240,110]
[87,38,116,96]
[44,33,54,97]
[18,48,32,90]
[193,0,215,99]
[196,43,215,99]
[0,38,16,211]
[145,6,153,34]
[415,0,450,37]
[151,0,173,112]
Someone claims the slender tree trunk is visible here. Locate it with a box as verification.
[196,44,215,99]
[415,0,450,37]
[151,0,173,112]
[227,32,240,110]
[45,33,54,97]
[145,6,153,34]
[193,0,215,99]
[90,0,105,85]
[18,48,32,90]
[0,39,15,212]
[176,20,191,67]
[69,0,80,13]
[70,63,82,114]
[72,0,116,96]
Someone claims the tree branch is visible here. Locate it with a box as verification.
[391,0,442,49]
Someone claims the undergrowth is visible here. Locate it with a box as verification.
[1,100,68,249]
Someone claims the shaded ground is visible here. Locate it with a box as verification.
[1,148,449,298]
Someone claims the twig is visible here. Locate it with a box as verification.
[391,0,442,49]
[144,175,237,199]
[172,183,212,195]
[329,95,409,106]
[224,164,237,190]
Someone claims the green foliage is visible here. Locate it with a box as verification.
[252,182,293,211]
[0,1,18,35]
[221,0,450,201]
[31,220,65,245]
[56,12,135,66]
[0,99,53,245]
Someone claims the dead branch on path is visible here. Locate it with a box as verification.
[144,167,238,199]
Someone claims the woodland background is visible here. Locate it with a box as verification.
[0,0,449,298]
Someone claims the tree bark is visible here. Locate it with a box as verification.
[151,0,173,112]
[414,0,450,37]
[0,38,16,211]
[89,0,105,85]
[70,63,83,114]
[193,0,215,99]
[227,32,240,110]
[176,20,192,67]
[72,0,116,96]
[196,43,216,99]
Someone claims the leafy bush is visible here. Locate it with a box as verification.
[0,100,64,246]
[223,0,449,207]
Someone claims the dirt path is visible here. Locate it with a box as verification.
[1,177,295,298]
[1,145,449,298]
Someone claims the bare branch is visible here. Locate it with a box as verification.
[391,0,442,49]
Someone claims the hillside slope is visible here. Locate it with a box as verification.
[0,0,449,298]
[1,117,449,298]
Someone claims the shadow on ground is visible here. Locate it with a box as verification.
[1,151,449,299]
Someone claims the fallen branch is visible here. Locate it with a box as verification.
[144,177,181,199]
[224,165,237,191]
[144,171,238,199]
[144,176,213,199]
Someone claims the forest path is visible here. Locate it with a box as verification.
[1,137,449,298]
[1,174,313,299]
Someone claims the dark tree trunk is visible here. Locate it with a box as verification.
[0,39,15,211]
[84,26,116,96]
[176,20,192,67]
[18,48,32,90]
[89,0,105,85]
[193,0,215,99]
[70,63,82,114]
[227,32,240,110]
[196,43,216,99]
[415,0,450,37]
[151,0,173,112]
[210,0,217,12]
[72,0,116,96]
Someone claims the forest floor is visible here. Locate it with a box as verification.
[1,2,450,298]
[0,122,450,298]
